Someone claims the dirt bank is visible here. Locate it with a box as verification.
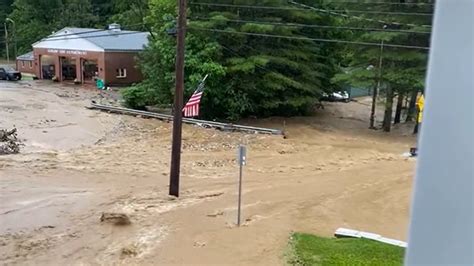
[0,80,416,265]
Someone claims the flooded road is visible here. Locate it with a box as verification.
[0,80,416,265]
[0,81,119,151]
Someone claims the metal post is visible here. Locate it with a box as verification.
[369,30,385,129]
[237,145,246,226]
[4,22,9,64]
[237,160,243,226]
[169,0,187,197]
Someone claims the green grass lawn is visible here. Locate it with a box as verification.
[288,233,405,266]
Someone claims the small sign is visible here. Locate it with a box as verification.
[237,145,247,166]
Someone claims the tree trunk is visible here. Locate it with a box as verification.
[369,84,378,129]
[405,90,418,122]
[382,86,394,132]
[394,92,404,124]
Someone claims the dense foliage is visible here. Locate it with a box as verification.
[127,0,341,120]
[1,0,149,56]
[330,0,433,131]
[2,0,434,124]
[0,0,14,57]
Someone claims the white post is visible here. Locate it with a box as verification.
[237,145,246,226]
[405,0,473,265]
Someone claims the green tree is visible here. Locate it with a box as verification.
[109,0,150,31]
[191,0,341,118]
[0,0,14,58]
[8,0,64,54]
[57,0,98,28]
[127,0,342,120]
[7,0,130,54]
[330,0,432,131]
[8,0,102,54]
[90,0,114,26]
[122,0,226,113]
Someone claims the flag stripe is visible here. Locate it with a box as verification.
[183,77,206,117]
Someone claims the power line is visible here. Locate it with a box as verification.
[193,17,431,34]
[289,1,432,28]
[318,0,434,5]
[42,23,147,41]
[0,31,147,45]
[190,2,432,16]
[0,22,150,45]
[189,27,430,50]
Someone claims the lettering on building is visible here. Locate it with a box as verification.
[47,49,87,56]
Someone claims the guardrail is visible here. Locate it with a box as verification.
[88,102,284,136]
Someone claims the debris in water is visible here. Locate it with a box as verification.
[100,212,131,226]
[206,210,224,217]
[121,245,139,257]
[198,192,224,199]
[0,128,22,155]
[193,241,206,248]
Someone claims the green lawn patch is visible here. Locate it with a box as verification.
[288,233,404,266]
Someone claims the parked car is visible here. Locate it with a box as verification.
[0,66,22,81]
[320,91,350,102]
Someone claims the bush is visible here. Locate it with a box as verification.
[121,86,156,110]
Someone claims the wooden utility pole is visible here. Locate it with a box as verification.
[169,0,187,197]
[4,22,9,64]
[369,39,384,129]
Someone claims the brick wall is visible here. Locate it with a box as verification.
[16,60,36,74]
[103,51,143,85]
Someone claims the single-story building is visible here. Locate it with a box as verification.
[16,51,35,74]
[21,23,149,85]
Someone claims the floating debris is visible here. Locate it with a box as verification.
[100,212,131,226]
[0,128,22,155]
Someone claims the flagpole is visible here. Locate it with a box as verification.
[169,0,187,197]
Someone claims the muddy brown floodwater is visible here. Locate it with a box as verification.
[0,80,417,265]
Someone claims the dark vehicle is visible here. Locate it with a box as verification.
[0,66,22,81]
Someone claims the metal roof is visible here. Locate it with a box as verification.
[16,51,34,60]
[34,27,150,52]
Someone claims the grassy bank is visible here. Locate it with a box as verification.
[288,233,404,266]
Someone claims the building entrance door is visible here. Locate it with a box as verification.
[40,55,55,80]
[83,59,98,83]
[61,57,77,81]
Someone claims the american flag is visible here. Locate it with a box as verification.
[183,75,208,117]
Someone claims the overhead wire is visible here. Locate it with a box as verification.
[43,22,148,40]
[314,0,434,6]
[0,22,151,45]
[189,27,430,50]
[288,1,432,28]
[192,17,431,34]
[190,2,433,16]
[220,45,272,73]
[0,31,147,45]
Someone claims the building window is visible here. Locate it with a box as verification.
[116,68,127,78]
[29,61,33,68]
[21,61,25,67]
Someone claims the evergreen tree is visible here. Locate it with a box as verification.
[330,0,433,131]
[57,0,98,29]
[0,0,14,58]
[128,0,342,120]
[109,0,150,31]
[8,0,64,54]
[190,0,340,118]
